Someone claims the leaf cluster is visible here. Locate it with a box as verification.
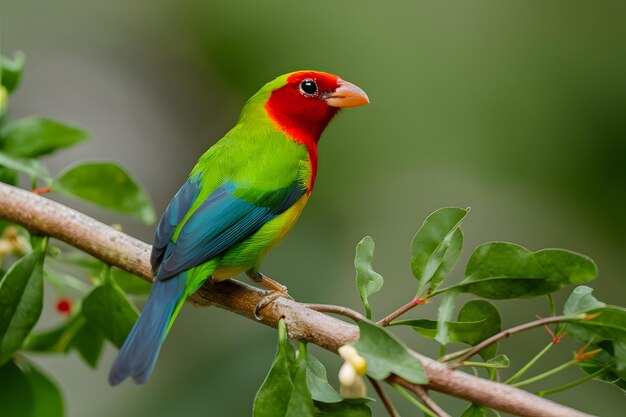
[0,52,154,416]
[254,320,372,417]
[347,207,623,414]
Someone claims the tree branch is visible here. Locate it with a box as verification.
[446,315,578,366]
[0,183,596,417]
[377,296,427,327]
[301,303,367,322]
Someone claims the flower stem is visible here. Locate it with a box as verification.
[505,341,554,384]
[511,360,575,388]
[390,383,438,417]
[537,366,610,396]
[439,344,447,360]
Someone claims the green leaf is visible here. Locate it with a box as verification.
[0,152,51,180]
[411,207,468,295]
[460,404,487,417]
[435,288,460,346]
[286,342,315,417]
[43,268,91,294]
[354,236,383,319]
[0,52,25,93]
[28,364,64,417]
[465,354,511,369]
[354,320,427,384]
[0,117,87,157]
[459,243,597,299]
[52,161,155,224]
[430,228,463,291]
[0,237,47,364]
[23,314,84,353]
[395,319,438,339]
[0,166,17,185]
[578,347,626,392]
[23,322,72,353]
[613,341,626,379]
[52,248,103,274]
[397,299,501,359]
[314,401,372,417]
[254,319,296,417]
[71,321,105,368]
[0,359,64,417]
[307,353,342,403]
[23,313,104,368]
[486,354,510,368]
[562,286,626,345]
[111,267,151,295]
[567,307,626,344]
[0,360,33,416]
[82,283,138,348]
[449,300,501,359]
[564,286,606,314]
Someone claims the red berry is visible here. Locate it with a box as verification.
[56,298,72,315]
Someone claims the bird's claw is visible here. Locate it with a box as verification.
[253,288,294,320]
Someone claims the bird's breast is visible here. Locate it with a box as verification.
[212,194,310,281]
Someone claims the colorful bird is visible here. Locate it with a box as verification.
[109,71,369,385]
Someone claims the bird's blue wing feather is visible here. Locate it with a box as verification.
[109,273,186,385]
[150,175,202,272]
[155,180,304,281]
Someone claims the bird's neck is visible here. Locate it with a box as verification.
[238,102,332,192]
[266,118,321,193]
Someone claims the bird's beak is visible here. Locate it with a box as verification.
[325,79,370,108]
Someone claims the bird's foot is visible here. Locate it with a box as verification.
[254,289,293,320]
[247,271,293,320]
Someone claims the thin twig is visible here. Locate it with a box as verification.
[537,366,609,397]
[413,385,451,417]
[301,303,367,322]
[448,315,580,367]
[377,296,427,327]
[0,183,595,417]
[388,375,452,417]
[391,383,438,417]
[511,360,575,388]
[368,376,400,417]
[505,342,554,384]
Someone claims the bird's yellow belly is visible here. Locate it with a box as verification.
[212,194,310,281]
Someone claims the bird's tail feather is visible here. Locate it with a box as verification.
[108,273,186,385]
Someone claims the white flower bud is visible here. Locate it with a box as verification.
[340,369,367,399]
[338,362,357,386]
[338,344,367,374]
[337,344,368,399]
[338,344,359,361]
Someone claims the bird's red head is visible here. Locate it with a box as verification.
[265,71,369,146]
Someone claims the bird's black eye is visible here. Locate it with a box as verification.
[299,79,318,96]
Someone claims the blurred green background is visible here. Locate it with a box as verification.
[2,0,625,415]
